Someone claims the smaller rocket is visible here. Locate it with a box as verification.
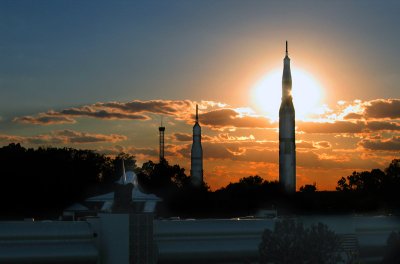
[191,104,204,187]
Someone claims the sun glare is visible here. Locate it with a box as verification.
[251,68,323,121]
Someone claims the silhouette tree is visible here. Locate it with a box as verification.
[0,143,138,218]
[300,183,317,193]
[336,159,400,194]
[137,159,190,198]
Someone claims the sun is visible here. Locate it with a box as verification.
[251,68,323,121]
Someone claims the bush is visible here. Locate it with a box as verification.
[382,231,400,264]
[259,219,341,264]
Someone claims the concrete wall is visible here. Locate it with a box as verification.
[154,216,400,263]
[1,215,398,263]
[88,214,130,264]
[0,221,98,263]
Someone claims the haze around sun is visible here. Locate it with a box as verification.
[251,68,324,121]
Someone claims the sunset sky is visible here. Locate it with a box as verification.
[1,0,399,190]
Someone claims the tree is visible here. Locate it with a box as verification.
[0,143,139,218]
[336,159,400,194]
[111,152,138,183]
[239,175,265,186]
[259,219,341,264]
[137,159,190,197]
[335,169,385,193]
[300,183,317,193]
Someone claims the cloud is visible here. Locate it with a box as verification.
[14,115,76,125]
[55,130,127,143]
[343,113,363,120]
[359,136,400,151]
[364,99,400,119]
[315,141,332,149]
[296,150,382,169]
[200,108,275,129]
[298,120,400,134]
[12,99,224,126]
[97,145,158,160]
[365,121,400,131]
[0,130,127,145]
[296,140,331,149]
[298,121,364,134]
[12,99,278,132]
[296,141,315,149]
[170,132,215,142]
[171,133,193,142]
[97,100,193,116]
[173,140,279,163]
[59,107,149,120]
[218,133,256,141]
[331,99,400,121]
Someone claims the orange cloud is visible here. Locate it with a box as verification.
[170,132,215,142]
[330,99,400,121]
[364,99,400,119]
[298,120,400,134]
[200,108,275,129]
[359,136,400,151]
[15,114,76,125]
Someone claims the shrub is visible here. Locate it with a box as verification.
[259,218,341,264]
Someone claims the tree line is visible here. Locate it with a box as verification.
[0,143,399,219]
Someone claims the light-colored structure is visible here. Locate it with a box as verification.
[190,104,203,187]
[279,41,296,193]
[86,162,161,213]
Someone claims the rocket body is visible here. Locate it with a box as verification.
[191,105,203,187]
[279,42,296,193]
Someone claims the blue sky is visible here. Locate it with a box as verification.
[1,1,399,189]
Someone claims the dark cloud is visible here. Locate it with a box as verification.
[97,145,157,158]
[364,99,400,119]
[14,115,76,125]
[131,147,158,157]
[59,107,149,120]
[0,130,127,144]
[298,120,400,134]
[297,121,364,134]
[201,108,274,129]
[365,121,400,131]
[172,141,278,162]
[171,133,192,142]
[359,136,400,151]
[55,130,127,143]
[12,100,197,125]
[170,133,215,142]
[13,100,277,131]
[98,100,193,115]
[343,113,364,120]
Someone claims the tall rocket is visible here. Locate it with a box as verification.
[191,104,203,187]
[279,41,296,193]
